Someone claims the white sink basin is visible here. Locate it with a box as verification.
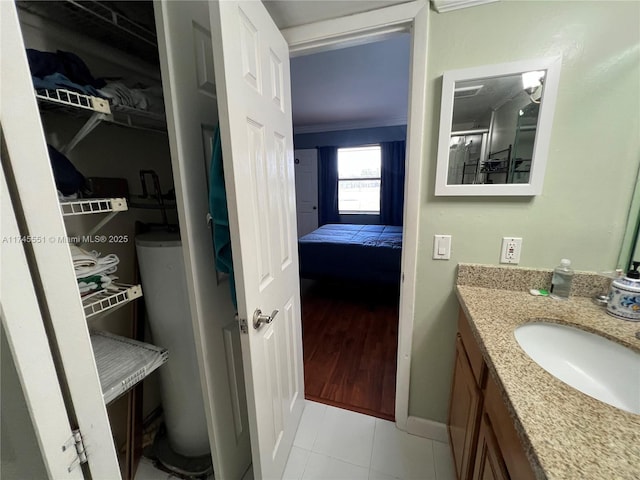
[514,322,640,414]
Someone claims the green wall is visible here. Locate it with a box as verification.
[410,1,640,422]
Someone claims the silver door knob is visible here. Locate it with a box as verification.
[253,308,278,330]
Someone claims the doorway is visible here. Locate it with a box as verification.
[281,0,430,431]
[290,34,411,421]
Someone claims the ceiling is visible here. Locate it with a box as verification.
[263,0,412,29]
[452,75,525,129]
[290,34,411,133]
[264,1,413,133]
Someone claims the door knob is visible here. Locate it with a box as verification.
[253,308,278,330]
[312,206,317,210]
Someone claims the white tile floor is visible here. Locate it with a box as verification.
[135,401,456,480]
[284,401,455,480]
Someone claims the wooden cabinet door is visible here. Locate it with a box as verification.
[472,414,510,480]
[449,336,482,480]
[484,373,536,480]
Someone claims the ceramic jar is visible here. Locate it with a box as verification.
[607,275,640,321]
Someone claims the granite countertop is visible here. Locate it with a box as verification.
[455,264,640,480]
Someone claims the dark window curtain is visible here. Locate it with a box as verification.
[317,146,339,225]
[380,141,406,226]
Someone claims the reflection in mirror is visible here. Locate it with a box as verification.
[435,57,562,196]
[618,167,640,270]
[448,72,542,186]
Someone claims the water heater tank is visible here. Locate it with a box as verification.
[135,231,209,460]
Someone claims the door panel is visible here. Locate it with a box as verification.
[294,149,319,237]
[210,1,305,478]
[223,324,246,440]
[155,2,251,478]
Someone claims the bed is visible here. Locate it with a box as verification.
[298,224,402,285]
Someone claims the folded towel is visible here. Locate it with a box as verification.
[98,82,164,113]
[70,245,119,278]
[77,274,115,296]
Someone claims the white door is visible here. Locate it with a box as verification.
[1,166,84,480]
[294,149,319,237]
[155,1,251,479]
[210,1,305,479]
[2,2,121,478]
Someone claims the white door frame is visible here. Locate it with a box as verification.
[282,0,430,434]
[1,2,122,476]
[1,165,84,480]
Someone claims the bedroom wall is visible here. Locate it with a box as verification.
[294,125,406,149]
[294,125,407,225]
[409,0,640,423]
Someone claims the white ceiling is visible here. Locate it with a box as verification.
[453,75,524,129]
[290,34,411,133]
[263,0,413,133]
[263,0,412,30]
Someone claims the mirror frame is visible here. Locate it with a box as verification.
[434,56,562,196]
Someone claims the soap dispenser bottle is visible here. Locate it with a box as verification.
[550,259,574,300]
[607,261,640,321]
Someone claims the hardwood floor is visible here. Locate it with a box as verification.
[301,280,399,421]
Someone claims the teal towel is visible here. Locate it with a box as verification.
[209,126,237,308]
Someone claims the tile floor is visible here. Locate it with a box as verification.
[284,401,455,480]
[135,400,456,480]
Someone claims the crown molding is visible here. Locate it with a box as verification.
[293,116,407,135]
[431,0,499,13]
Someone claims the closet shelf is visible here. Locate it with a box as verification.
[36,88,166,146]
[61,197,128,216]
[128,197,177,210]
[61,197,128,240]
[17,0,159,65]
[36,88,110,114]
[83,283,142,319]
[90,330,168,405]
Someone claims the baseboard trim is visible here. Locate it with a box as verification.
[405,416,449,442]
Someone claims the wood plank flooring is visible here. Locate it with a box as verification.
[301,280,399,421]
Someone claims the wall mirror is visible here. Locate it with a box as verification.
[434,56,562,196]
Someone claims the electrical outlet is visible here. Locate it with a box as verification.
[500,237,522,264]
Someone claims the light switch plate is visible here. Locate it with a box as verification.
[500,237,522,264]
[433,235,451,260]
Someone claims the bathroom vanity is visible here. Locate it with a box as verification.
[448,264,640,480]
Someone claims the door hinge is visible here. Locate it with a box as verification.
[64,429,88,472]
[235,314,248,334]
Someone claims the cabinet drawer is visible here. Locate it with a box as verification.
[458,310,486,388]
[484,373,536,480]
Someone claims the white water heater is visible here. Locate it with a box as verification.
[136,231,210,469]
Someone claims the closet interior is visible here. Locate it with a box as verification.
[16,1,215,478]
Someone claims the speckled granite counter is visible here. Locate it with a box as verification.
[455,264,640,480]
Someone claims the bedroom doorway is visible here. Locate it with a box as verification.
[281,0,429,433]
[290,34,410,421]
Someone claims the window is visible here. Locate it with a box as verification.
[337,145,381,215]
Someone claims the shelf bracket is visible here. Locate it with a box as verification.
[86,211,118,238]
[61,111,108,155]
